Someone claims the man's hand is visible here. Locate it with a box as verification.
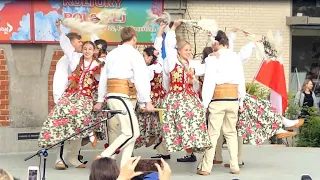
[93,102,103,111]
[155,158,172,180]
[55,19,62,36]
[117,156,143,180]
[145,101,155,112]
[55,19,61,28]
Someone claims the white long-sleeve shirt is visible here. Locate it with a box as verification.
[53,33,82,104]
[228,31,255,64]
[59,34,83,72]
[53,56,71,104]
[202,48,246,109]
[97,44,151,103]
[53,34,102,104]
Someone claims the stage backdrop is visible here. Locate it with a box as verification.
[0,0,163,44]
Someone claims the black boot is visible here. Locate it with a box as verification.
[151,154,171,160]
[177,153,197,162]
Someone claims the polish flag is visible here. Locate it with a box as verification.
[255,30,288,115]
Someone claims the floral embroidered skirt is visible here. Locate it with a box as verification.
[237,94,283,145]
[134,98,163,149]
[161,91,212,153]
[91,91,109,140]
[38,92,103,147]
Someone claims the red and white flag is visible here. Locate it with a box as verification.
[255,30,288,115]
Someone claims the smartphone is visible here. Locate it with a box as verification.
[27,166,40,180]
[134,158,162,172]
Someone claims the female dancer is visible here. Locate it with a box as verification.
[134,23,170,159]
[91,38,109,142]
[38,35,104,169]
[162,20,212,162]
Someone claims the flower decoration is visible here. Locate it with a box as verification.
[153,50,160,56]
[97,44,102,50]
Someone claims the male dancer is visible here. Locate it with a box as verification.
[94,27,154,167]
[212,28,255,166]
[197,30,245,175]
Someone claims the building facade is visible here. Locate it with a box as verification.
[1,0,320,153]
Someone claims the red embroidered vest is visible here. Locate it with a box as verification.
[150,72,166,105]
[169,64,196,96]
[66,61,101,97]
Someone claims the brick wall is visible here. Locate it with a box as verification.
[0,49,9,126]
[48,50,63,112]
[184,0,291,87]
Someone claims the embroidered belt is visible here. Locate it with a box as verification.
[107,79,136,98]
[213,84,238,100]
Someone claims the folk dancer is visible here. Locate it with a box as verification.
[134,23,170,159]
[161,20,212,162]
[214,30,304,168]
[94,27,155,167]
[76,37,109,161]
[48,21,100,170]
[196,30,245,175]
[38,33,105,170]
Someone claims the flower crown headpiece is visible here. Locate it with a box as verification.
[153,50,160,57]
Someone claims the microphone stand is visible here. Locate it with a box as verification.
[24,110,119,180]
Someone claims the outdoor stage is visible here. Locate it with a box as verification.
[0,144,318,180]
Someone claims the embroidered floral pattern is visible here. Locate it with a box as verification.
[160,64,212,153]
[135,72,166,149]
[38,62,104,147]
[237,94,283,145]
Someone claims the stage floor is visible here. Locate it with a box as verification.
[0,145,318,180]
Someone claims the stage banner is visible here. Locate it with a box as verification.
[0,0,32,43]
[33,0,164,44]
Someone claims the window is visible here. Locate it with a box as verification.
[293,0,320,17]
[290,26,320,100]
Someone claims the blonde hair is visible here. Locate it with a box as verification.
[177,39,191,51]
[301,79,312,92]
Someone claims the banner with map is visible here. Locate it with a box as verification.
[0,0,164,44]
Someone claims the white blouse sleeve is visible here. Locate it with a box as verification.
[162,70,170,92]
[164,30,178,74]
[59,34,81,72]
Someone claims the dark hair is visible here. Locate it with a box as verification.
[143,46,157,65]
[120,27,137,43]
[169,21,174,28]
[69,41,104,90]
[201,47,213,63]
[94,39,108,57]
[66,32,82,41]
[215,30,229,47]
[89,158,120,180]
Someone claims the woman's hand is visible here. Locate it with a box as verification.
[93,102,102,111]
[155,158,172,180]
[117,156,143,180]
